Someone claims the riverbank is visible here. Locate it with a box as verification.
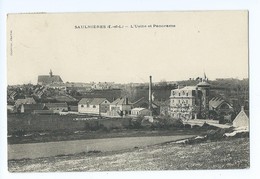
[8,127,207,144]
[8,137,249,172]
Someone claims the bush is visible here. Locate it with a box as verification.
[155,116,183,129]
[206,127,234,141]
[129,117,143,129]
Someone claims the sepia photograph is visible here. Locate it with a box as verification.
[6,11,249,172]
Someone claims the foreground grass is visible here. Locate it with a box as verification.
[8,137,249,172]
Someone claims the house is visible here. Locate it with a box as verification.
[20,104,46,113]
[78,98,110,115]
[209,97,233,118]
[109,97,132,116]
[169,77,210,120]
[233,106,249,129]
[38,69,63,85]
[44,102,68,113]
[15,97,36,108]
[131,108,152,117]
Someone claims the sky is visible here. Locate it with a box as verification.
[7,11,248,85]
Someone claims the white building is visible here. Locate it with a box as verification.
[233,106,249,129]
[131,108,152,117]
[78,98,110,115]
[169,79,210,120]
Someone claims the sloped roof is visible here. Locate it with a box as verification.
[38,75,63,84]
[78,98,108,105]
[181,86,197,90]
[132,97,146,105]
[131,108,146,112]
[78,98,92,104]
[172,86,197,92]
[91,98,109,105]
[22,104,45,110]
[111,97,130,105]
[233,107,249,128]
[15,98,36,106]
[132,97,159,108]
[197,81,210,87]
[209,97,225,109]
[45,102,68,108]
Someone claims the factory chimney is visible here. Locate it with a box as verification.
[149,75,152,110]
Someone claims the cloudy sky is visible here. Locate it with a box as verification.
[7,11,248,85]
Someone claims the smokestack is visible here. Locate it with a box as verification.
[149,76,152,110]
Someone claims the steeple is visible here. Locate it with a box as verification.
[49,69,53,77]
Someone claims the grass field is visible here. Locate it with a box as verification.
[8,137,249,172]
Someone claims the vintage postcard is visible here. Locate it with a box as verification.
[7,11,249,172]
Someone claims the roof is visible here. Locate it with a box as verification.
[15,98,36,106]
[22,104,45,110]
[132,97,159,108]
[38,75,63,84]
[209,97,226,109]
[45,103,68,108]
[181,86,197,90]
[54,95,77,102]
[78,98,108,105]
[233,107,249,128]
[172,86,197,92]
[131,108,147,112]
[91,98,109,105]
[132,97,146,105]
[197,81,210,87]
[111,97,130,105]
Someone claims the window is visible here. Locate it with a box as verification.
[93,105,96,108]
[182,91,185,95]
[87,103,89,107]
[186,93,188,96]
[81,105,84,107]
[179,93,180,96]
[179,100,180,103]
